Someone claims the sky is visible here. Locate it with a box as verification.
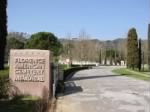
[8,0,149,40]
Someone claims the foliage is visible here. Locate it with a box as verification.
[0,0,7,70]
[7,37,24,49]
[6,37,24,52]
[127,28,139,69]
[2,32,28,64]
[25,32,62,56]
[104,49,121,65]
[106,49,115,65]
[0,76,9,99]
[59,64,69,70]
[105,49,115,58]
[5,37,25,63]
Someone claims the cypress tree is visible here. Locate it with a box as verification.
[99,49,102,64]
[104,57,107,65]
[142,51,144,71]
[104,50,107,65]
[138,38,142,71]
[127,28,139,69]
[0,0,7,70]
[114,50,117,65]
[148,24,150,72]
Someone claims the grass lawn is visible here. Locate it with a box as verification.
[112,68,150,81]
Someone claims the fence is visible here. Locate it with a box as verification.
[50,63,63,97]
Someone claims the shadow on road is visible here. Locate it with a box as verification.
[64,81,83,96]
[63,74,124,96]
[70,74,124,81]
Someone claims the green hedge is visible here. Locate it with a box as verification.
[71,64,96,67]
[63,66,89,81]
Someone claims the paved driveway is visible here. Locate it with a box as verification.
[55,66,150,112]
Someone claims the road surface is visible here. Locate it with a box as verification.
[55,66,150,112]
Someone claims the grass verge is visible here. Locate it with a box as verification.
[0,66,9,78]
[112,68,150,81]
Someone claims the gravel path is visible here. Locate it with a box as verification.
[55,66,150,112]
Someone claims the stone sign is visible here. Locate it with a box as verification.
[9,49,51,98]
[14,58,45,82]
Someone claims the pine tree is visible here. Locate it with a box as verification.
[127,28,139,69]
[0,0,7,70]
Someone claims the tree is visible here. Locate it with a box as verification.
[75,30,98,62]
[138,38,142,71]
[6,37,24,49]
[127,28,139,69]
[5,32,27,63]
[7,32,28,42]
[25,32,62,56]
[104,50,107,65]
[62,33,74,64]
[148,24,150,71]
[99,49,102,64]
[142,51,144,71]
[5,37,24,62]
[105,49,118,65]
[0,0,7,69]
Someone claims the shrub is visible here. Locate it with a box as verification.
[0,76,9,99]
